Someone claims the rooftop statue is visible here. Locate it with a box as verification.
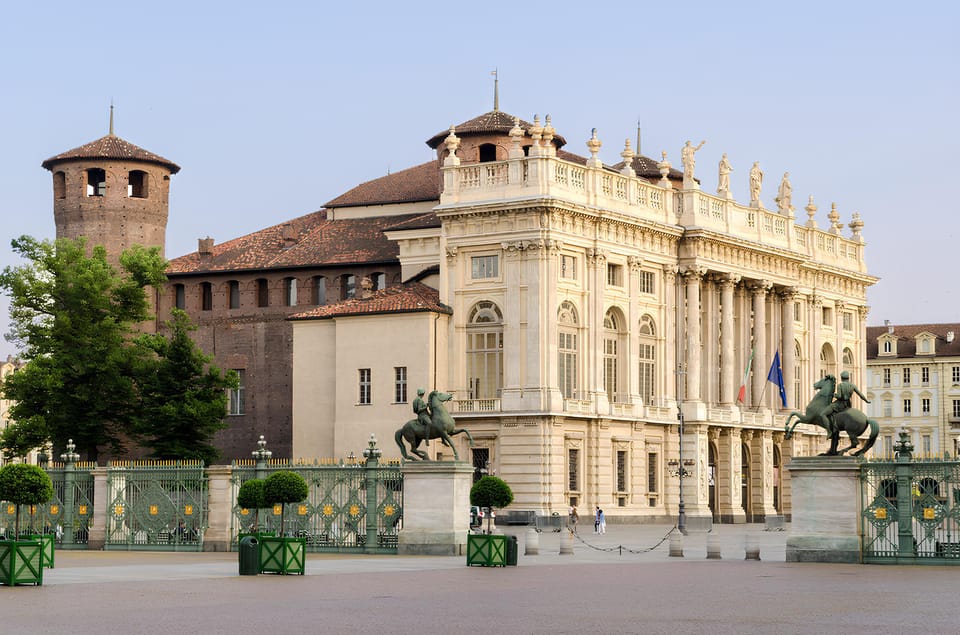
[717,153,732,197]
[395,389,474,461]
[749,161,764,207]
[784,374,878,456]
[775,172,793,213]
[681,139,706,183]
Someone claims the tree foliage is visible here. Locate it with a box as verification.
[470,475,513,509]
[236,478,267,531]
[134,309,237,464]
[264,470,309,533]
[0,463,54,535]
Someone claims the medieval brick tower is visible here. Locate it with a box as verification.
[41,108,180,260]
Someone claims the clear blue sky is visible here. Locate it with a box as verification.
[1,1,957,357]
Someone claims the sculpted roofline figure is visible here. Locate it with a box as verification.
[775,172,793,213]
[749,161,764,207]
[681,139,706,181]
[717,153,732,196]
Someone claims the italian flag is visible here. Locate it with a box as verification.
[737,348,755,404]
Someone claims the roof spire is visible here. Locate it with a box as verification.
[491,69,499,111]
[109,101,115,136]
[636,117,641,155]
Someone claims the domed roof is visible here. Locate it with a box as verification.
[426,110,567,149]
[42,133,180,174]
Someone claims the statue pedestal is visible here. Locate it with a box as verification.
[398,461,474,556]
[785,456,860,563]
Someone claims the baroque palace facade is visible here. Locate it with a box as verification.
[41,107,876,523]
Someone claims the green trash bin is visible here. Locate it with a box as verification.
[239,536,260,575]
[505,534,518,566]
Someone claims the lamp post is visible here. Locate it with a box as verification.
[673,365,689,535]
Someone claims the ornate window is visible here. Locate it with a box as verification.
[558,302,579,399]
[471,255,498,279]
[466,301,503,399]
[603,309,624,402]
[638,314,656,404]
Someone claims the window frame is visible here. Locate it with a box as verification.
[358,368,372,405]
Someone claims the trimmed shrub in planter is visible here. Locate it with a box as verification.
[0,464,54,586]
[260,471,309,575]
[236,478,273,540]
[467,476,514,567]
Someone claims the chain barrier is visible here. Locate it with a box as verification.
[567,524,678,555]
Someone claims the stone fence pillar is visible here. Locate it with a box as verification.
[785,456,860,563]
[87,467,108,550]
[204,465,234,552]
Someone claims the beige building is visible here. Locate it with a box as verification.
[866,322,960,458]
[290,109,877,524]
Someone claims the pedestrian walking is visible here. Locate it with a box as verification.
[598,508,606,534]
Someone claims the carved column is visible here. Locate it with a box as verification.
[781,288,798,410]
[627,256,644,406]
[500,241,524,405]
[588,249,608,411]
[811,294,823,377]
[749,281,772,408]
[664,267,678,403]
[703,275,719,404]
[719,274,740,404]
[683,267,706,402]
[835,300,846,373]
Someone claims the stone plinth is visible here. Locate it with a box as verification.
[785,456,860,563]
[398,461,474,556]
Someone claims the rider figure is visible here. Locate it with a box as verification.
[413,388,431,430]
[821,371,870,436]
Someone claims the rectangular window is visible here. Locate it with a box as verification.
[394,367,407,403]
[953,400,960,418]
[793,301,802,323]
[903,367,911,385]
[228,369,245,415]
[882,368,891,387]
[953,367,960,384]
[201,282,213,311]
[603,338,618,400]
[229,281,240,309]
[567,448,580,492]
[558,332,578,399]
[922,435,931,455]
[471,255,498,279]
[638,270,655,294]
[284,278,297,306]
[358,369,371,405]
[922,398,931,414]
[472,448,489,484]
[606,263,623,287]
[842,311,853,332]
[922,367,930,385]
[174,284,185,310]
[883,436,893,456]
[638,343,655,404]
[903,399,912,415]
[821,306,832,326]
[883,399,892,417]
[647,452,659,494]
[560,254,577,280]
[616,450,628,492]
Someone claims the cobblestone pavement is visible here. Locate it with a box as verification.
[6,524,957,634]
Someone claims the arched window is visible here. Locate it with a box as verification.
[820,343,836,379]
[128,170,149,198]
[558,301,579,399]
[312,276,326,305]
[53,171,66,199]
[842,347,855,373]
[228,281,240,309]
[466,301,503,400]
[284,277,297,307]
[603,308,626,402]
[173,284,185,310]
[638,314,657,405]
[86,168,105,197]
[341,274,356,300]
[478,143,497,162]
[200,282,213,311]
[256,279,269,307]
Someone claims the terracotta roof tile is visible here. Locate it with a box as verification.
[426,110,567,149]
[42,134,180,174]
[290,281,451,320]
[325,161,439,208]
[167,211,423,275]
[866,323,960,359]
[383,212,440,232]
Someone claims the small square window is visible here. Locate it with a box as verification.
[639,271,655,294]
[561,255,578,280]
[606,263,624,287]
[471,255,498,279]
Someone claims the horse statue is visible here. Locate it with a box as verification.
[395,390,474,461]
[784,374,878,456]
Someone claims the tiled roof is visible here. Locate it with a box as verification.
[325,161,439,208]
[42,134,181,174]
[611,155,684,180]
[426,110,568,149]
[290,281,451,320]
[383,212,440,232]
[866,323,960,359]
[167,211,423,275]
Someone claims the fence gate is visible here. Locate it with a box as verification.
[231,459,402,553]
[861,433,960,564]
[105,461,207,551]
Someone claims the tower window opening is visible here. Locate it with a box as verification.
[86,168,106,197]
[479,143,497,162]
[128,170,149,198]
[54,171,66,199]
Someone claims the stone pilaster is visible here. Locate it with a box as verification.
[719,274,740,404]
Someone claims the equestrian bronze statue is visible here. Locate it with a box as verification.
[784,373,878,456]
[395,389,474,461]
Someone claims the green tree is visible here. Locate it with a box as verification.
[0,464,54,536]
[470,475,513,534]
[0,236,166,461]
[134,309,237,464]
[236,478,267,532]
[264,471,309,534]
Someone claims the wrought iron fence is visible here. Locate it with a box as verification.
[231,458,402,553]
[105,460,207,551]
[861,432,960,564]
[1,461,95,547]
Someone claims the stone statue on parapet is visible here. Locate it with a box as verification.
[395,389,474,461]
[775,172,793,213]
[749,161,764,207]
[681,140,706,183]
[717,153,732,197]
[784,374,878,456]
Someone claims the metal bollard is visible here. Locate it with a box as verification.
[559,528,574,555]
[706,533,722,560]
[745,534,761,560]
[669,531,684,557]
[525,527,540,555]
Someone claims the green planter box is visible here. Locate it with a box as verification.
[0,540,44,586]
[467,533,507,567]
[259,536,305,575]
[27,534,54,569]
